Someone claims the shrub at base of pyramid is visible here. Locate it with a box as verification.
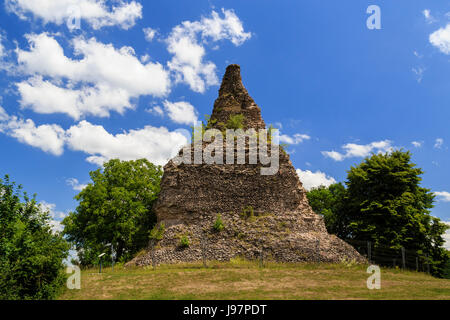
[127,65,364,266]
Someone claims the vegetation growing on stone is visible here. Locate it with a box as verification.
[226,114,245,130]
[179,235,190,248]
[213,214,225,232]
[240,206,254,220]
[149,223,165,241]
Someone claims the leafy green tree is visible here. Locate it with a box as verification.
[307,150,449,277]
[62,159,163,266]
[345,151,439,248]
[443,251,450,279]
[306,183,348,237]
[0,175,69,300]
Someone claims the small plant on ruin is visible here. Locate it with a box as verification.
[205,114,218,129]
[240,206,254,220]
[237,232,246,240]
[149,223,165,241]
[213,214,225,232]
[226,114,245,130]
[179,235,190,248]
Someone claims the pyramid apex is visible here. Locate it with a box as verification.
[218,64,246,97]
[211,64,265,130]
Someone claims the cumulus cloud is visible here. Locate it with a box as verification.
[0,34,4,58]
[0,108,188,165]
[147,105,164,117]
[434,138,444,149]
[166,8,251,93]
[0,106,8,121]
[435,191,450,202]
[411,141,423,148]
[143,27,157,41]
[6,0,142,30]
[65,120,189,166]
[16,33,170,119]
[66,178,87,191]
[0,34,15,72]
[0,112,66,155]
[322,140,393,161]
[279,133,310,145]
[162,100,198,125]
[430,24,450,55]
[296,169,336,191]
[40,201,67,233]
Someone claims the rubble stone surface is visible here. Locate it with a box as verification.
[127,64,364,266]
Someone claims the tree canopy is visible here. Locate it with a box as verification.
[307,150,449,277]
[0,175,69,299]
[62,159,163,266]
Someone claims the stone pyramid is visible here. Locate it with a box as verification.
[128,65,363,266]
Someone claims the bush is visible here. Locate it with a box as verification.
[0,175,69,300]
[213,214,225,232]
[149,223,165,241]
[226,114,245,130]
[240,206,254,220]
[179,235,190,248]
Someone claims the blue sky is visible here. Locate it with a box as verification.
[0,1,449,246]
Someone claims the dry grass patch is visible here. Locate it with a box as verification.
[59,261,450,300]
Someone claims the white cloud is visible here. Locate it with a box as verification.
[0,106,8,121]
[430,24,450,55]
[66,178,87,191]
[166,8,251,93]
[65,120,189,166]
[143,27,157,41]
[147,105,164,116]
[413,51,423,58]
[0,34,14,72]
[0,114,66,155]
[412,66,425,83]
[40,201,67,233]
[16,33,170,119]
[434,138,444,149]
[0,34,4,58]
[321,150,345,162]
[279,133,310,145]
[140,54,150,63]
[411,141,423,148]
[296,169,336,191]
[423,9,437,24]
[0,107,188,165]
[273,122,283,129]
[435,191,450,202]
[162,100,198,125]
[6,0,142,30]
[322,140,393,161]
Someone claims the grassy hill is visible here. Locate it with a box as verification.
[59,259,450,300]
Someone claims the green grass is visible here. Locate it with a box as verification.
[59,259,450,300]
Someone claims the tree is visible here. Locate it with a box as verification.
[0,175,69,300]
[62,159,163,266]
[307,150,449,277]
[306,183,349,237]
